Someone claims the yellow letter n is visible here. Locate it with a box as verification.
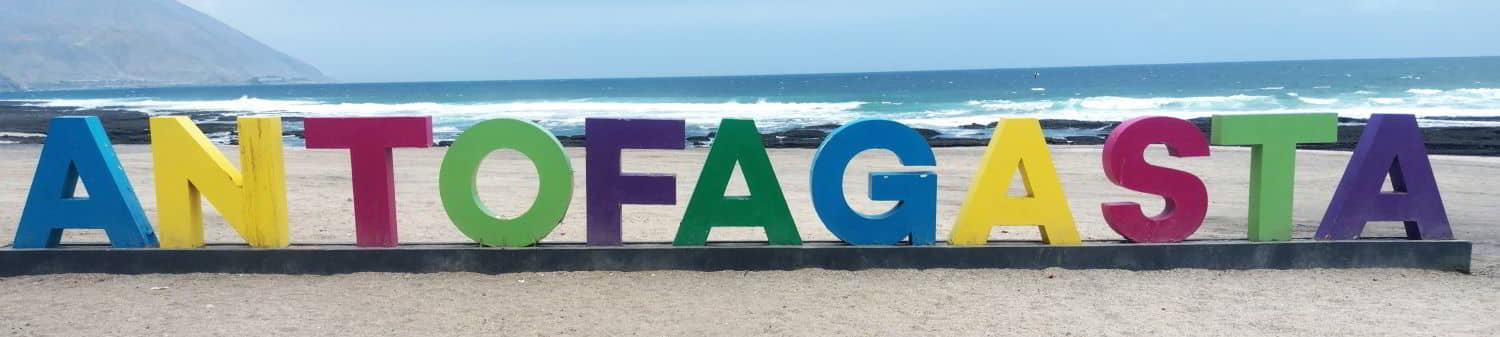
[151,116,289,248]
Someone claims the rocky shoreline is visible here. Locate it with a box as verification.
[5,100,1499,156]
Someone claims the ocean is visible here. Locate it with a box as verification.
[3,56,1498,142]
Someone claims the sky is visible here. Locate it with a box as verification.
[179,0,1500,83]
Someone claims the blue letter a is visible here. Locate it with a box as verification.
[14,116,157,248]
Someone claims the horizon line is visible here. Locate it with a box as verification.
[326,54,1500,86]
[5,54,1497,95]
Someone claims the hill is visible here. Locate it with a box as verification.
[0,0,330,91]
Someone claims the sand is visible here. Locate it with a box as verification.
[0,144,1496,336]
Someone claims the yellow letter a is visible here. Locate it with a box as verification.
[951,119,1081,245]
[151,116,289,248]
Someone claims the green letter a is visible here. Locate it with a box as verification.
[674,119,801,245]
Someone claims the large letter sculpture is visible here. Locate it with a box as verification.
[1101,116,1211,243]
[439,118,573,247]
[674,119,801,245]
[585,118,684,246]
[152,116,288,248]
[951,118,1081,245]
[810,119,937,245]
[303,116,433,247]
[14,116,157,248]
[1316,114,1453,240]
[1210,113,1336,241]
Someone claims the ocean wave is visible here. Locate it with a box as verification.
[27,96,868,131]
[1072,95,1273,110]
[896,106,1500,128]
[1397,88,1500,107]
[963,95,1281,117]
[1297,97,1339,105]
[896,88,1500,128]
[967,99,1054,112]
[30,96,325,112]
[1455,88,1500,95]
[24,87,1500,136]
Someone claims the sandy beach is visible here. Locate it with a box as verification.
[1,144,1496,336]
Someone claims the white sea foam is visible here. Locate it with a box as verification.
[1455,88,1500,95]
[1396,88,1500,107]
[1259,87,1284,90]
[966,99,1054,112]
[26,96,867,131]
[896,88,1500,128]
[25,87,1500,135]
[1297,97,1339,105]
[1071,95,1272,110]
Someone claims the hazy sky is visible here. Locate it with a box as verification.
[179,0,1500,83]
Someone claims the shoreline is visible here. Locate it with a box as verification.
[5,100,1499,156]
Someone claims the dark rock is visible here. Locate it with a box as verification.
[914,128,942,139]
[760,135,784,148]
[556,135,586,147]
[1297,125,1500,156]
[958,123,990,130]
[776,137,824,148]
[0,135,45,144]
[0,101,153,144]
[771,128,827,139]
[1039,119,1115,130]
[0,101,303,145]
[1063,136,1107,145]
[759,126,834,148]
[1182,117,1214,135]
[1424,116,1500,122]
[928,137,990,147]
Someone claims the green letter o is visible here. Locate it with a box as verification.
[438,118,573,247]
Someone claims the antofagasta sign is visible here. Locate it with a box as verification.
[10,113,1454,249]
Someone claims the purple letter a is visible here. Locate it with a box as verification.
[1316,114,1453,240]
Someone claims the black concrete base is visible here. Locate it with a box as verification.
[0,239,1471,276]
